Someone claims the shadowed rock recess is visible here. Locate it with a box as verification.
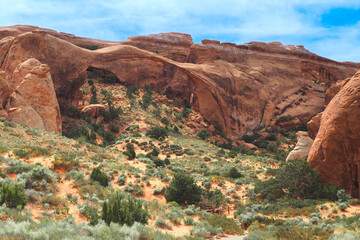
[1,25,360,138]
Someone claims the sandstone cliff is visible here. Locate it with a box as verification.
[308,71,360,198]
[1,25,359,137]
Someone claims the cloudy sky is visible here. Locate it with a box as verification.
[1,0,360,62]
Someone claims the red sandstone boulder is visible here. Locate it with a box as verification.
[81,104,106,118]
[308,70,360,198]
[4,58,61,133]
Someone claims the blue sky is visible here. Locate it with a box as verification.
[1,0,360,62]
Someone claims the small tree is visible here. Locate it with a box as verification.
[0,183,28,209]
[197,129,209,140]
[146,126,168,140]
[102,191,148,225]
[90,167,109,187]
[123,143,136,160]
[165,173,202,205]
[227,167,242,179]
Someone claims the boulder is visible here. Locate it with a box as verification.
[307,112,322,140]
[5,58,61,133]
[286,131,313,161]
[81,104,106,118]
[308,70,360,198]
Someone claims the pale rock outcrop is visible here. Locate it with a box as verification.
[4,58,61,133]
[81,104,106,118]
[286,131,313,161]
[308,70,360,198]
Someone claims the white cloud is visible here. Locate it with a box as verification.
[0,0,360,61]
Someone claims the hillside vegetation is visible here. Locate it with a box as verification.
[0,76,359,240]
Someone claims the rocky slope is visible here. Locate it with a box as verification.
[1,25,359,137]
[308,71,360,198]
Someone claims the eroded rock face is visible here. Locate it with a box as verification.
[308,71,360,198]
[4,58,61,133]
[286,131,313,161]
[81,104,106,118]
[1,25,360,137]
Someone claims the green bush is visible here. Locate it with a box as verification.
[126,86,138,99]
[110,124,119,133]
[146,126,168,140]
[102,191,148,225]
[255,159,327,201]
[242,133,260,143]
[182,108,192,118]
[90,167,109,187]
[165,173,202,205]
[123,143,136,160]
[197,129,209,140]
[0,184,28,209]
[275,115,295,125]
[161,117,169,126]
[227,167,243,179]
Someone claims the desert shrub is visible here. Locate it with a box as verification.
[337,189,351,202]
[206,214,243,234]
[276,115,295,124]
[124,183,144,196]
[126,86,138,99]
[80,204,100,225]
[152,158,165,168]
[165,173,202,205]
[338,202,348,211]
[161,117,169,126]
[235,205,265,228]
[255,159,324,201]
[184,216,194,225]
[242,133,260,143]
[227,167,243,179]
[90,167,109,187]
[102,191,148,225]
[117,173,127,185]
[104,104,122,123]
[182,108,192,118]
[123,143,136,160]
[0,183,28,209]
[164,86,174,99]
[197,129,209,140]
[86,44,99,50]
[146,126,168,140]
[153,186,166,195]
[200,189,226,212]
[102,131,116,144]
[229,150,237,158]
[53,153,79,170]
[141,89,153,109]
[13,146,50,159]
[156,217,172,229]
[110,124,119,133]
[101,73,117,84]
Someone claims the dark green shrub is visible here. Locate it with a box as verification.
[90,167,109,187]
[81,205,100,225]
[104,105,122,122]
[146,126,168,140]
[164,158,171,165]
[200,189,226,212]
[67,106,82,118]
[102,131,116,144]
[165,173,202,205]
[255,159,324,201]
[164,86,174,99]
[242,133,260,143]
[88,79,94,85]
[265,133,277,141]
[161,117,169,126]
[123,143,136,160]
[102,191,148,225]
[181,108,192,118]
[110,124,119,133]
[0,184,28,209]
[86,45,99,50]
[53,153,79,170]
[197,129,209,140]
[126,86,138,99]
[275,115,295,125]
[152,158,165,168]
[227,167,242,179]
[229,150,237,158]
[141,91,153,109]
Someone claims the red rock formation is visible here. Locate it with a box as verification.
[2,58,61,133]
[308,71,360,197]
[1,25,360,137]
